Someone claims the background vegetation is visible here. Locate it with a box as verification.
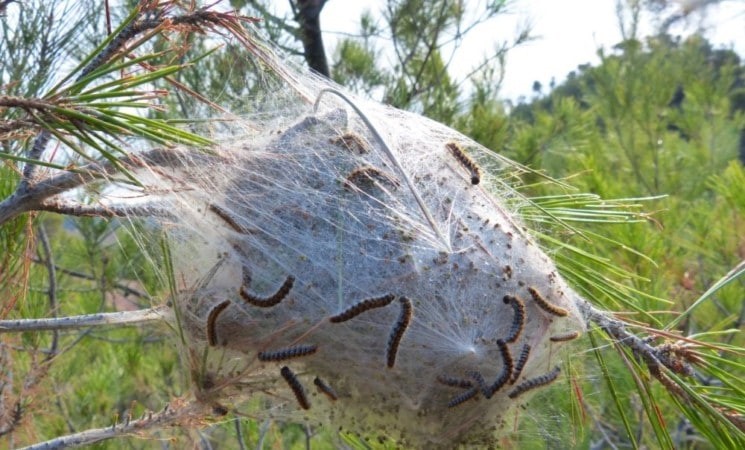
[1,0,743,448]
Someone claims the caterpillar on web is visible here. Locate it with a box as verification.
[508,366,561,399]
[446,142,481,185]
[447,387,479,408]
[436,375,474,389]
[386,297,412,368]
[258,344,318,362]
[344,165,400,191]
[280,366,310,410]
[239,275,295,308]
[482,339,513,398]
[510,344,531,384]
[313,377,339,401]
[503,295,526,343]
[329,294,396,323]
[206,300,231,346]
[550,331,581,342]
[527,286,569,317]
[209,203,252,234]
[330,132,369,154]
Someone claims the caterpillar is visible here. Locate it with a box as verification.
[386,297,413,368]
[446,142,481,185]
[549,331,581,342]
[436,375,474,389]
[239,275,295,308]
[208,203,251,234]
[258,344,318,362]
[469,339,514,399]
[313,377,339,401]
[527,286,569,317]
[206,300,231,346]
[483,339,513,398]
[447,387,479,408]
[508,366,561,399]
[510,344,531,384]
[503,295,526,343]
[280,366,310,410]
[344,165,400,191]
[329,294,396,323]
[330,132,369,154]
[466,370,488,397]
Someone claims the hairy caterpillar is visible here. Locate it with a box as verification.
[206,300,231,346]
[258,344,318,362]
[527,286,569,317]
[510,344,531,384]
[508,366,561,399]
[483,339,513,398]
[209,203,251,234]
[503,295,526,343]
[313,377,339,401]
[329,294,396,323]
[446,142,481,185]
[437,375,474,389]
[280,366,310,410]
[330,132,369,154]
[239,275,295,308]
[549,331,581,342]
[344,165,400,191]
[447,387,479,408]
[386,297,413,368]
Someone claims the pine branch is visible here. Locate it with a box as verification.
[0,306,170,333]
[17,399,208,450]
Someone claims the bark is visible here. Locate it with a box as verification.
[295,0,329,77]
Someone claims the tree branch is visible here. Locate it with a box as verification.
[0,306,170,334]
[0,146,202,226]
[29,257,151,300]
[295,0,329,77]
[35,223,59,359]
[18,399,207,450]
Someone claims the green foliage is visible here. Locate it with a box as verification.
[485,32,744,449]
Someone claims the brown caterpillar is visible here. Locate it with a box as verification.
[446,142,481,185]
[313,377,339,401]
[344,166,400,191]
[527,286,569,317]
[329,294,396,323]
[209,203,251,234]
[508,366,561,399]
[258,344,318,362]
[206,300,231,346]
[240,275,295,308]
[447,387,479,408]
[330,132,369,154]
[510,344,531,384]
[436,375,474,389]
[386,297,413,368]
[550,331,581,342]
[503,295,526,343]
[280,366,310,410]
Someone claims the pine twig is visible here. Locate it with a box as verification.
[29,258,150,300]
[0,306,170,334]
[37,199,174,219]
[35,224,59,359]
[17,399,207,450]
[0,146,198,226]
